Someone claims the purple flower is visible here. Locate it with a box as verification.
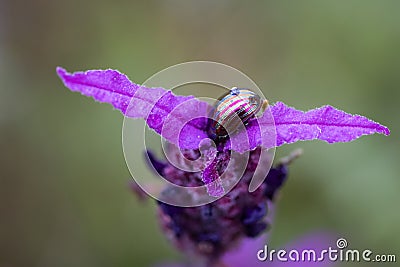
[56,67,390,154]
[57,67,389,195]
[148,146,286,261]
[57,67,389,267]
[141,144,326,267]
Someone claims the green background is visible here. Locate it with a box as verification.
[1,1,399,266]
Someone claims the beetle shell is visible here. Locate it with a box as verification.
[208,88,266,140]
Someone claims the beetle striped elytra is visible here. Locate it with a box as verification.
[208,87,268,140]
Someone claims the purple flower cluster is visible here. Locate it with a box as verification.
[57,67,389,267]
[148,146,287,262]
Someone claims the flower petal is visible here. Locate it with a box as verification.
[228,102,390,152]
[57,67,209,150]
[56,67,138,113]
[200,145,225,197]
[202,159,225,198]
[271,102,390,146]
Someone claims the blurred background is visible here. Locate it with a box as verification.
[1,1,399,266]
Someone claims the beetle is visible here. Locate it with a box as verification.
[207,87,268,140]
